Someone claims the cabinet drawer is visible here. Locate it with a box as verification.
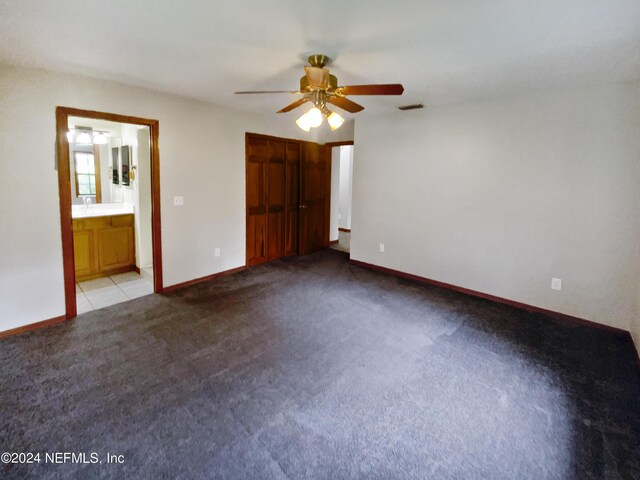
[111,214,134,226]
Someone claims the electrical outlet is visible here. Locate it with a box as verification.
[551,278,562,291]
[379,243,385,253]
[214,248,220,257]
[173,196,184,206]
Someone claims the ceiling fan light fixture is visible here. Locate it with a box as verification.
[296,112,313,132]
[327,111,345,131]
[296,107,323,131]
[306,107,323,128]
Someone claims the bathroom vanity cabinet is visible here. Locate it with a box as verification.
[72,213,136,281]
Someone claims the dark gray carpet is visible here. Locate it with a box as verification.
[1,250,639,479]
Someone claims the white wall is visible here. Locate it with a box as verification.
[329,147,340,242]
[119,124,146,269]
[136,127,153,270]
[338,145,354,230]
[0,62,309,332]
[352,82,640,331]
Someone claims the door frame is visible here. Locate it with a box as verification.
[56,106,163,319]
[324,140,354,148]
[327,140,355,245]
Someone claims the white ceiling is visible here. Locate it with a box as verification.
[1,0,639,116]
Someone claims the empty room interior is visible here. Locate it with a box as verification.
[1,1,640,478]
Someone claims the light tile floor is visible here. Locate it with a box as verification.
[330,231,351,253]
[76,269,153,314]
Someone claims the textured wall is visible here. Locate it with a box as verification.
[352,82,640,330]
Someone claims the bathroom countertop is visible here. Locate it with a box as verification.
[72,206,134,219]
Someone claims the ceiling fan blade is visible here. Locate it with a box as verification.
[304,66,330,89]
[277,97,310,113]
[328,96,365,113]
[336,84,404,96]
[235,90,301,94]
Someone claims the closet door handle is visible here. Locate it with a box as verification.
[299,205,307,209]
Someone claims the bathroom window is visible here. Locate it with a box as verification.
[74,151,101,201]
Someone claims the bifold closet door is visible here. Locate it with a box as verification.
[246,136,268,266]
[247,134,328,265]
[284,142,300,256]
[267,141,285,261]
[246,135,292,266]
[299,143,330,255]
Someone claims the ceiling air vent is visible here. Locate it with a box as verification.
[398,104,424,111]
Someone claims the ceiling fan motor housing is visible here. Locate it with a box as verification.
[308,54,330,68]
[299,74,338,92]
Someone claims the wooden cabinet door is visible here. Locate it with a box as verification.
[284,142,300,256]
[98,226,135,272]
[246,137,268,265]
[299,142,330,255]
[73,229,95,278]
[267,140,285,261]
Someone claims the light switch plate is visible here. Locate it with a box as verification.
[173,196,184,206]
[551,278,562,291]
[379,243,385,253]
[214,248,220,257]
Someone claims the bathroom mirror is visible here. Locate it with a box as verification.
[67,116,145,208]
[121,146,130,186]
[68,117,132,206]
[111,147,119,185]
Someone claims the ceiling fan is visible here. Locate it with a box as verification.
[235,54,404,131]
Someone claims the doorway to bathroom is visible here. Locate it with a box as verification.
[328,141,354,254]
[55,107,162,319]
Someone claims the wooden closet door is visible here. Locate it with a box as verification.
[299,143,330,255]
[246,136,268,265]
[284,142,300,256]
[267,140,285,261]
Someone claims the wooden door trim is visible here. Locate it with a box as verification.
[0,315,68,340]
[324,140,354,147]
[323,144,331,247]
[56,106,163,320]
[246,132,305,145]
[245,133,250,267]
